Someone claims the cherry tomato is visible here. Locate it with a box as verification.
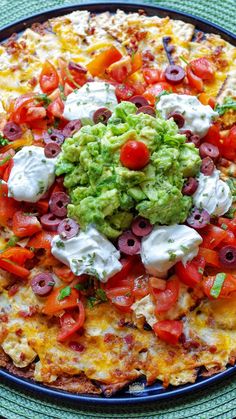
[115,84,135,101]
[120,140,150,170]
[175,256,205,287]
[57,301,85,342]
[153,320,183,345]
[200,224,227,249]
[198,247,221,268]
[133,274,150,299]
[39,61,59,93]
[87,46,123,77]
[186,66,203,92]
[43,286,79,315]
[218,217,236,235]
[36,199,49,215]
[190,57,214,81]
[53,265,76,283]
[143,82,173,105]
[24,106,46,122]
[131,52,142,73]
[12,211,42,238]
[143,68,164,85]
[220,126,236,161]
[202,274,236,299]
[154,276,180,313]
[10,93,35,124]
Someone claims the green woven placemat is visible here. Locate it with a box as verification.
[0,1,236,418]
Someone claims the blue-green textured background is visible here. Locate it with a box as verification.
[0,1,236,418]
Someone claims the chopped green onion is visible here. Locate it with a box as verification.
[215,97,236,116]
[221,223,228,231]
[210,272,226,298]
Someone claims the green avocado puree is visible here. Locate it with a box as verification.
[56,102,201,238]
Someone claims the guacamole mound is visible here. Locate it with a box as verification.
[56,102,201,238]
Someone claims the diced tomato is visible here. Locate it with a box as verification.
[208,97,216,109]
[131,52,142,73]
[143,68,164,85]
[202,274,236,299]
[0,149,15,178]
[107,56,132,83]
[220,126,236,161]
[186,66,203,92]
[57,300,85,342]
[115,84,135,101]
[132,274,150,299]
[153,320,183,345]
[200,224,227,249]
[106,286,134,313]
[198,247,221,268]
[39,61,59,94]
[0,246,34,265]
[149,276,166,291]
[87,46,122,77]
[10,93,35,124]
[64,83,74,96]
[143,82,173,105]
[190,57,214,81]
[12,211,42,238]
[24,106,46,122]
[104,257,134,289]
[0,182,21,227]
[47,97,65,119]
[0,258,30,278]
[154,276,180,313]
[120,140,150,170]
[203,123,221,148]
[53,265,76,283]
[36,199,49,215]
[27,230,55,249]
[218,217,236,235]
[221,229,236,246]
[175,256,205,287]
[43,286,79,315]
[2,158,14,182]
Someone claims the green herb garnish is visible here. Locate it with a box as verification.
[215,97,236,116]
[210,272,226,298]
[95,288,108,302]
[58,286,71,301]
[36,93,52,107]
[0,134,9,147]
[0,154,11,167]
[87,296,97,309]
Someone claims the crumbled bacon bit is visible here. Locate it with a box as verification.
[15,328,23,336]
[124,334,134,347]
[69,341,85,352]
[195,31,205,42]
[18,306,38,318]
[20,352,26,361]
[209,345,217,353]
[8,284,19,297]
[138,9,146,15]
[218,157,230,167]
[142,50,155,66]
[87,27,95,35]
[31,21,50,35]
[0,314,8,323]
[28,77,38,88]
[104,333,115,343]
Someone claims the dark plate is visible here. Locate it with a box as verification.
[0,1,236,405]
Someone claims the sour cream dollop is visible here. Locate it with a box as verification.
[156,94,217,138]
[63,82,118,121]
[141,224,202,278]
[8,146,57,203]
[193,169,232,216]
[51,225,122,282]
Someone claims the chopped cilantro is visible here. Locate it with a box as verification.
[198,267,204,275]
[95,288,108,302]
[221,223,228,231]
[179,55,188,65]
[58,286,71,301]
[56,240,65,249]
[36,93,52,107]
[4,235,19,250]
[74,283,87,291]
[37,180,45,195]
[167,238,174,243]
[215,97,236,116]
[87,296,97,309]
[0,134,9,147]
[180,245,188,252]
[210,272,226,298]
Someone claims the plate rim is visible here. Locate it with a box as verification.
[0,0,236,405]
